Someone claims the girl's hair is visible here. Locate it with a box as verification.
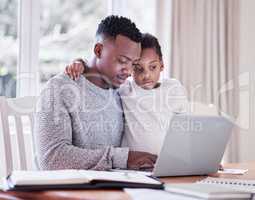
[141,33,163,60]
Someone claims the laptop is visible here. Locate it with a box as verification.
[114,115,234,177]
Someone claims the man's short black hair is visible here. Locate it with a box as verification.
[141,33,163,60]
[96,15,142,43]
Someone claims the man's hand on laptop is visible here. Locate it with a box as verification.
[65,58,86,80]
[127,151,157,171]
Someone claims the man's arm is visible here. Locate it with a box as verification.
[34,76,129,170]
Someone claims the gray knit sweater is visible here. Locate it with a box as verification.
[34,73,129,170]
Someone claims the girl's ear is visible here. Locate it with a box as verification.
[94,43,103,58]
[160,61,164,72]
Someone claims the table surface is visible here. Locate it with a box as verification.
[1,162,254,200]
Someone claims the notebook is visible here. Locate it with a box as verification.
[165,183,252,199]
[2,170,163,191]
[199,177,255,193]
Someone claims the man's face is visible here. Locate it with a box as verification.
[96,35,141,88]
[133,48,163,90]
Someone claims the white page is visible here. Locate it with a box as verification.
[218,168,248,175]
[8,170,161,186]
[80,170,160,185]
[10,170,89,185]
[124,188,198,200]
[111,169,152,176]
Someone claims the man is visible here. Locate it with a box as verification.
[35,15,156,170]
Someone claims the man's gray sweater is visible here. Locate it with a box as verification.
[34,73,129,170]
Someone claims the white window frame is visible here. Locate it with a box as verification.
[17,0,40,97]
[108,0,127,15]
[156,0,172,79]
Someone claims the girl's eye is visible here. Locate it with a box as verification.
[150,65,157,70]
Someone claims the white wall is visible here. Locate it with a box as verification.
[238,0,255,162]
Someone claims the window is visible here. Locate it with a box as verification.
[39,0,107,89]
[124,0,157,35]
[0,0,18,97]
[109,0,157,35]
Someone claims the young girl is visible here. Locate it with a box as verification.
[65,33,188,155]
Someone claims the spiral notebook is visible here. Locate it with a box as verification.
[165,182,252,199]
[198,177,255,193]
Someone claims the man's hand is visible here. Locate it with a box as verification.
[127,151,157,171]
[65,59,86,80]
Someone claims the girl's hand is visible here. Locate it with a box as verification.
[65,59,86,80]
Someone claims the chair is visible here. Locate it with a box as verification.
[0,96,37,177]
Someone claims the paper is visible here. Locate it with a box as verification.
[111,169,152,176]
[124,188,198,200]
[80,170,159,184]
[6,170,161,186]
[199,177,255,193]
[218,168,248,175]
[165,183,251,199]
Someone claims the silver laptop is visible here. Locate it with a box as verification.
[114,115,234,177]
[152,115,234,177]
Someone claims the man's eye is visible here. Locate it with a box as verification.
[133,64,139,68]
[118,59,127,64]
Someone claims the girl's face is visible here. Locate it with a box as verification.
[133,48,163,90]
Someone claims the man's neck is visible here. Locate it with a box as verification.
[83,59,111,89]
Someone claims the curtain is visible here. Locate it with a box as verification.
[171,0,240,162]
